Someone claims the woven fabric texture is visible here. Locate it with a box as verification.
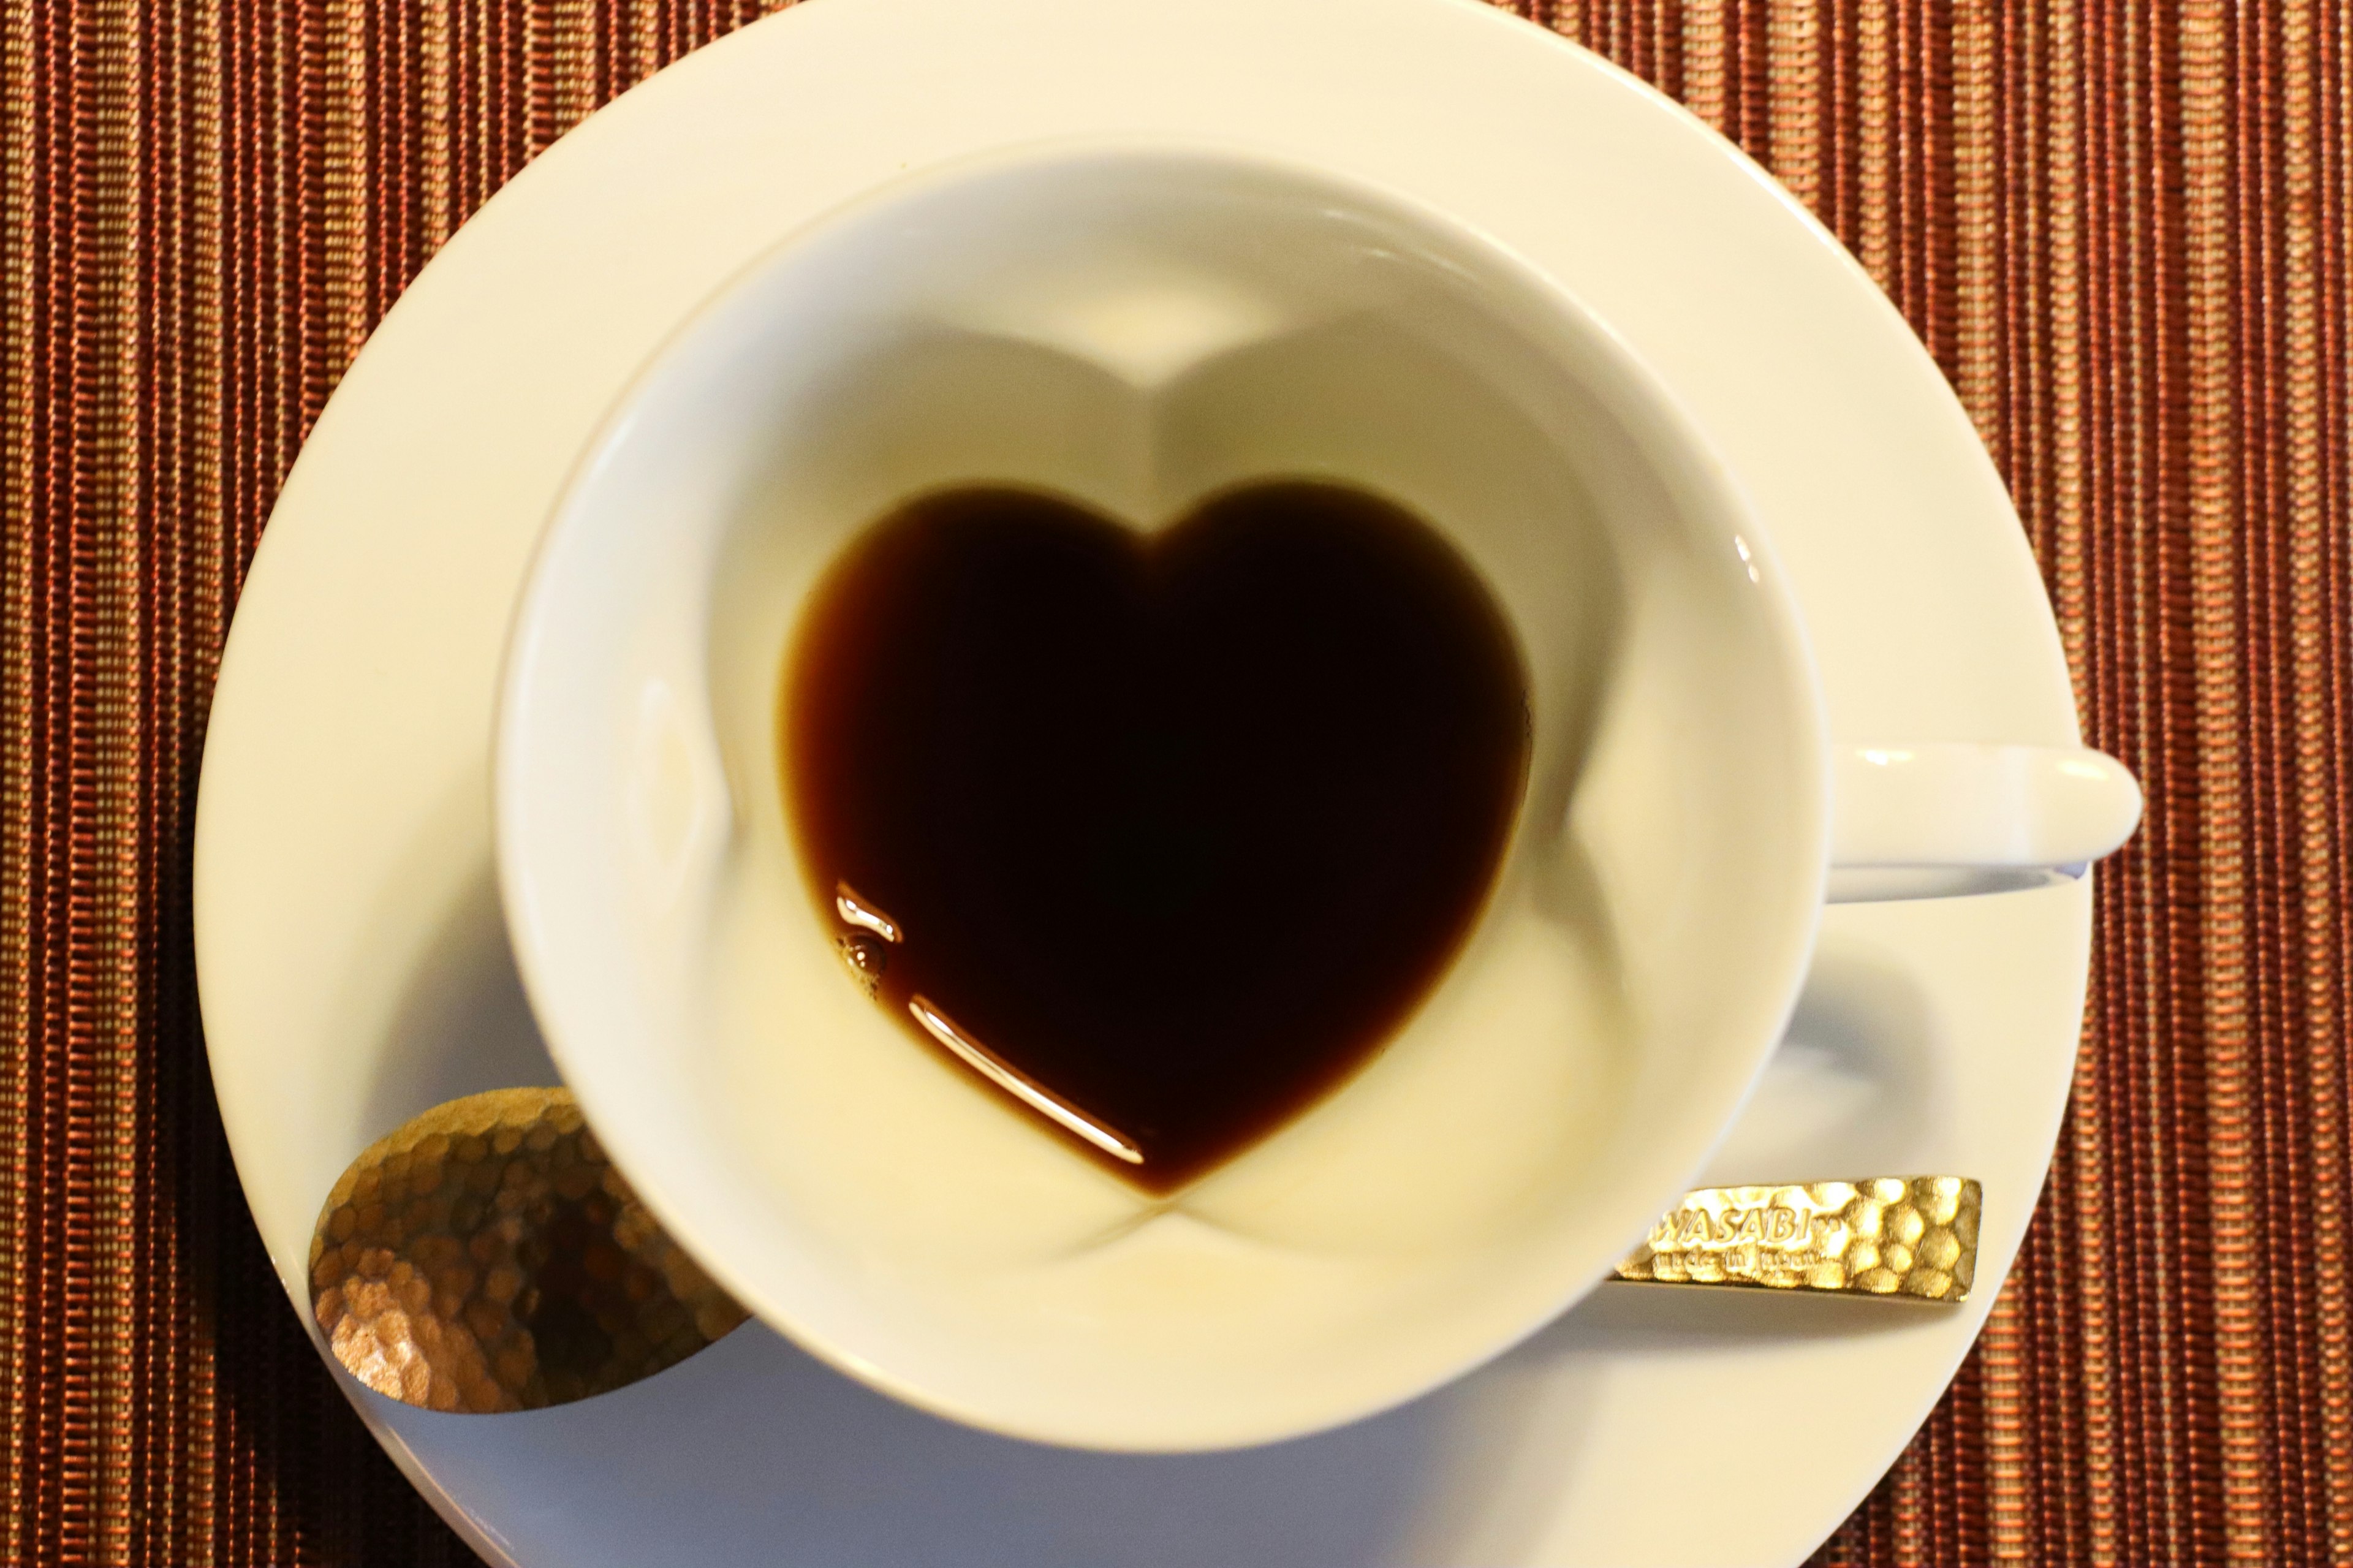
[4,1,2349,1562]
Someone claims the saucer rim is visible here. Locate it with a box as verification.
[192,0,2090,1561]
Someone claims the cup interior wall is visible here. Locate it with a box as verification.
[501,146,1824,1445]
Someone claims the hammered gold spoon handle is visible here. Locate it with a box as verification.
[1614,1176,1982,1302]
[308,1087,747,1413]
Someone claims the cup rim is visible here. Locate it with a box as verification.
[494,134,1832,1450]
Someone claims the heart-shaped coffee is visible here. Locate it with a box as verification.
[783,480,1529,1193]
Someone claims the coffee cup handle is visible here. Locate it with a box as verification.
[1825,743,2143,903]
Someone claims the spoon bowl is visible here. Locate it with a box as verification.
[309,1088,748,1413]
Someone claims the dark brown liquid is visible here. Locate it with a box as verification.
[783,480,1530,1192]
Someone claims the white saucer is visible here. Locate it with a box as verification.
[192,0,2091,1561]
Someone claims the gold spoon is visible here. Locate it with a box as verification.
[308,1087,746,1414]
[310,1086,1979,1412]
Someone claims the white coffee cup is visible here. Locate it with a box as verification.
[495,143,2140,1450]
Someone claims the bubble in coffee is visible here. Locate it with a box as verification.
[781,480,1531,1193]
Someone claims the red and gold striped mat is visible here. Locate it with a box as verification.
[6,1,2349,1562]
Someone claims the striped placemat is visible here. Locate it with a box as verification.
[4,2,2347,1562]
